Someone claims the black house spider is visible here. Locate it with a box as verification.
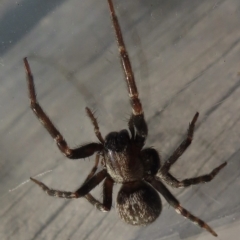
[24,0,226,237]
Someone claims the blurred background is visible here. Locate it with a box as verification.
[1,0,240,239]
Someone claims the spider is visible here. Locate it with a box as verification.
[24,0,226,237]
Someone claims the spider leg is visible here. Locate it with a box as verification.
[82,153,113,211]
[24,57,103,159]
[85,176,113,212]
[84,152,100,182]
[76,170,114,212]
[30,169,107,199]
[141,148,161,176]
[102,176,114,210]
[159,112,199,175]
[82,152,112,211]
[107,0,148,139]
[85,107,104,143]
[150,178,217,237]
[160,162,227,188]
[83,152,102,208]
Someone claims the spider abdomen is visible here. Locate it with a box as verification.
[116,181,162,225]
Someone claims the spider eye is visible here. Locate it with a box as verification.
[116,181,161,225]
[105,130,130,152]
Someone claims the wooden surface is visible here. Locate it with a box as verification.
[0,0,240,239]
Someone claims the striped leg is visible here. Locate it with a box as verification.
[83,153,111,212]
[30,169,107,199]
[150,178,217,237]
[85,107,104,144]
[161,162,227,188]
[84,177,114,212]
[107,0,148,138]
[24,57,103,159]
[159,112,199,176]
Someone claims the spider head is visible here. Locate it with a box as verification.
[116,181,162,225]
[104,129,130,152]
